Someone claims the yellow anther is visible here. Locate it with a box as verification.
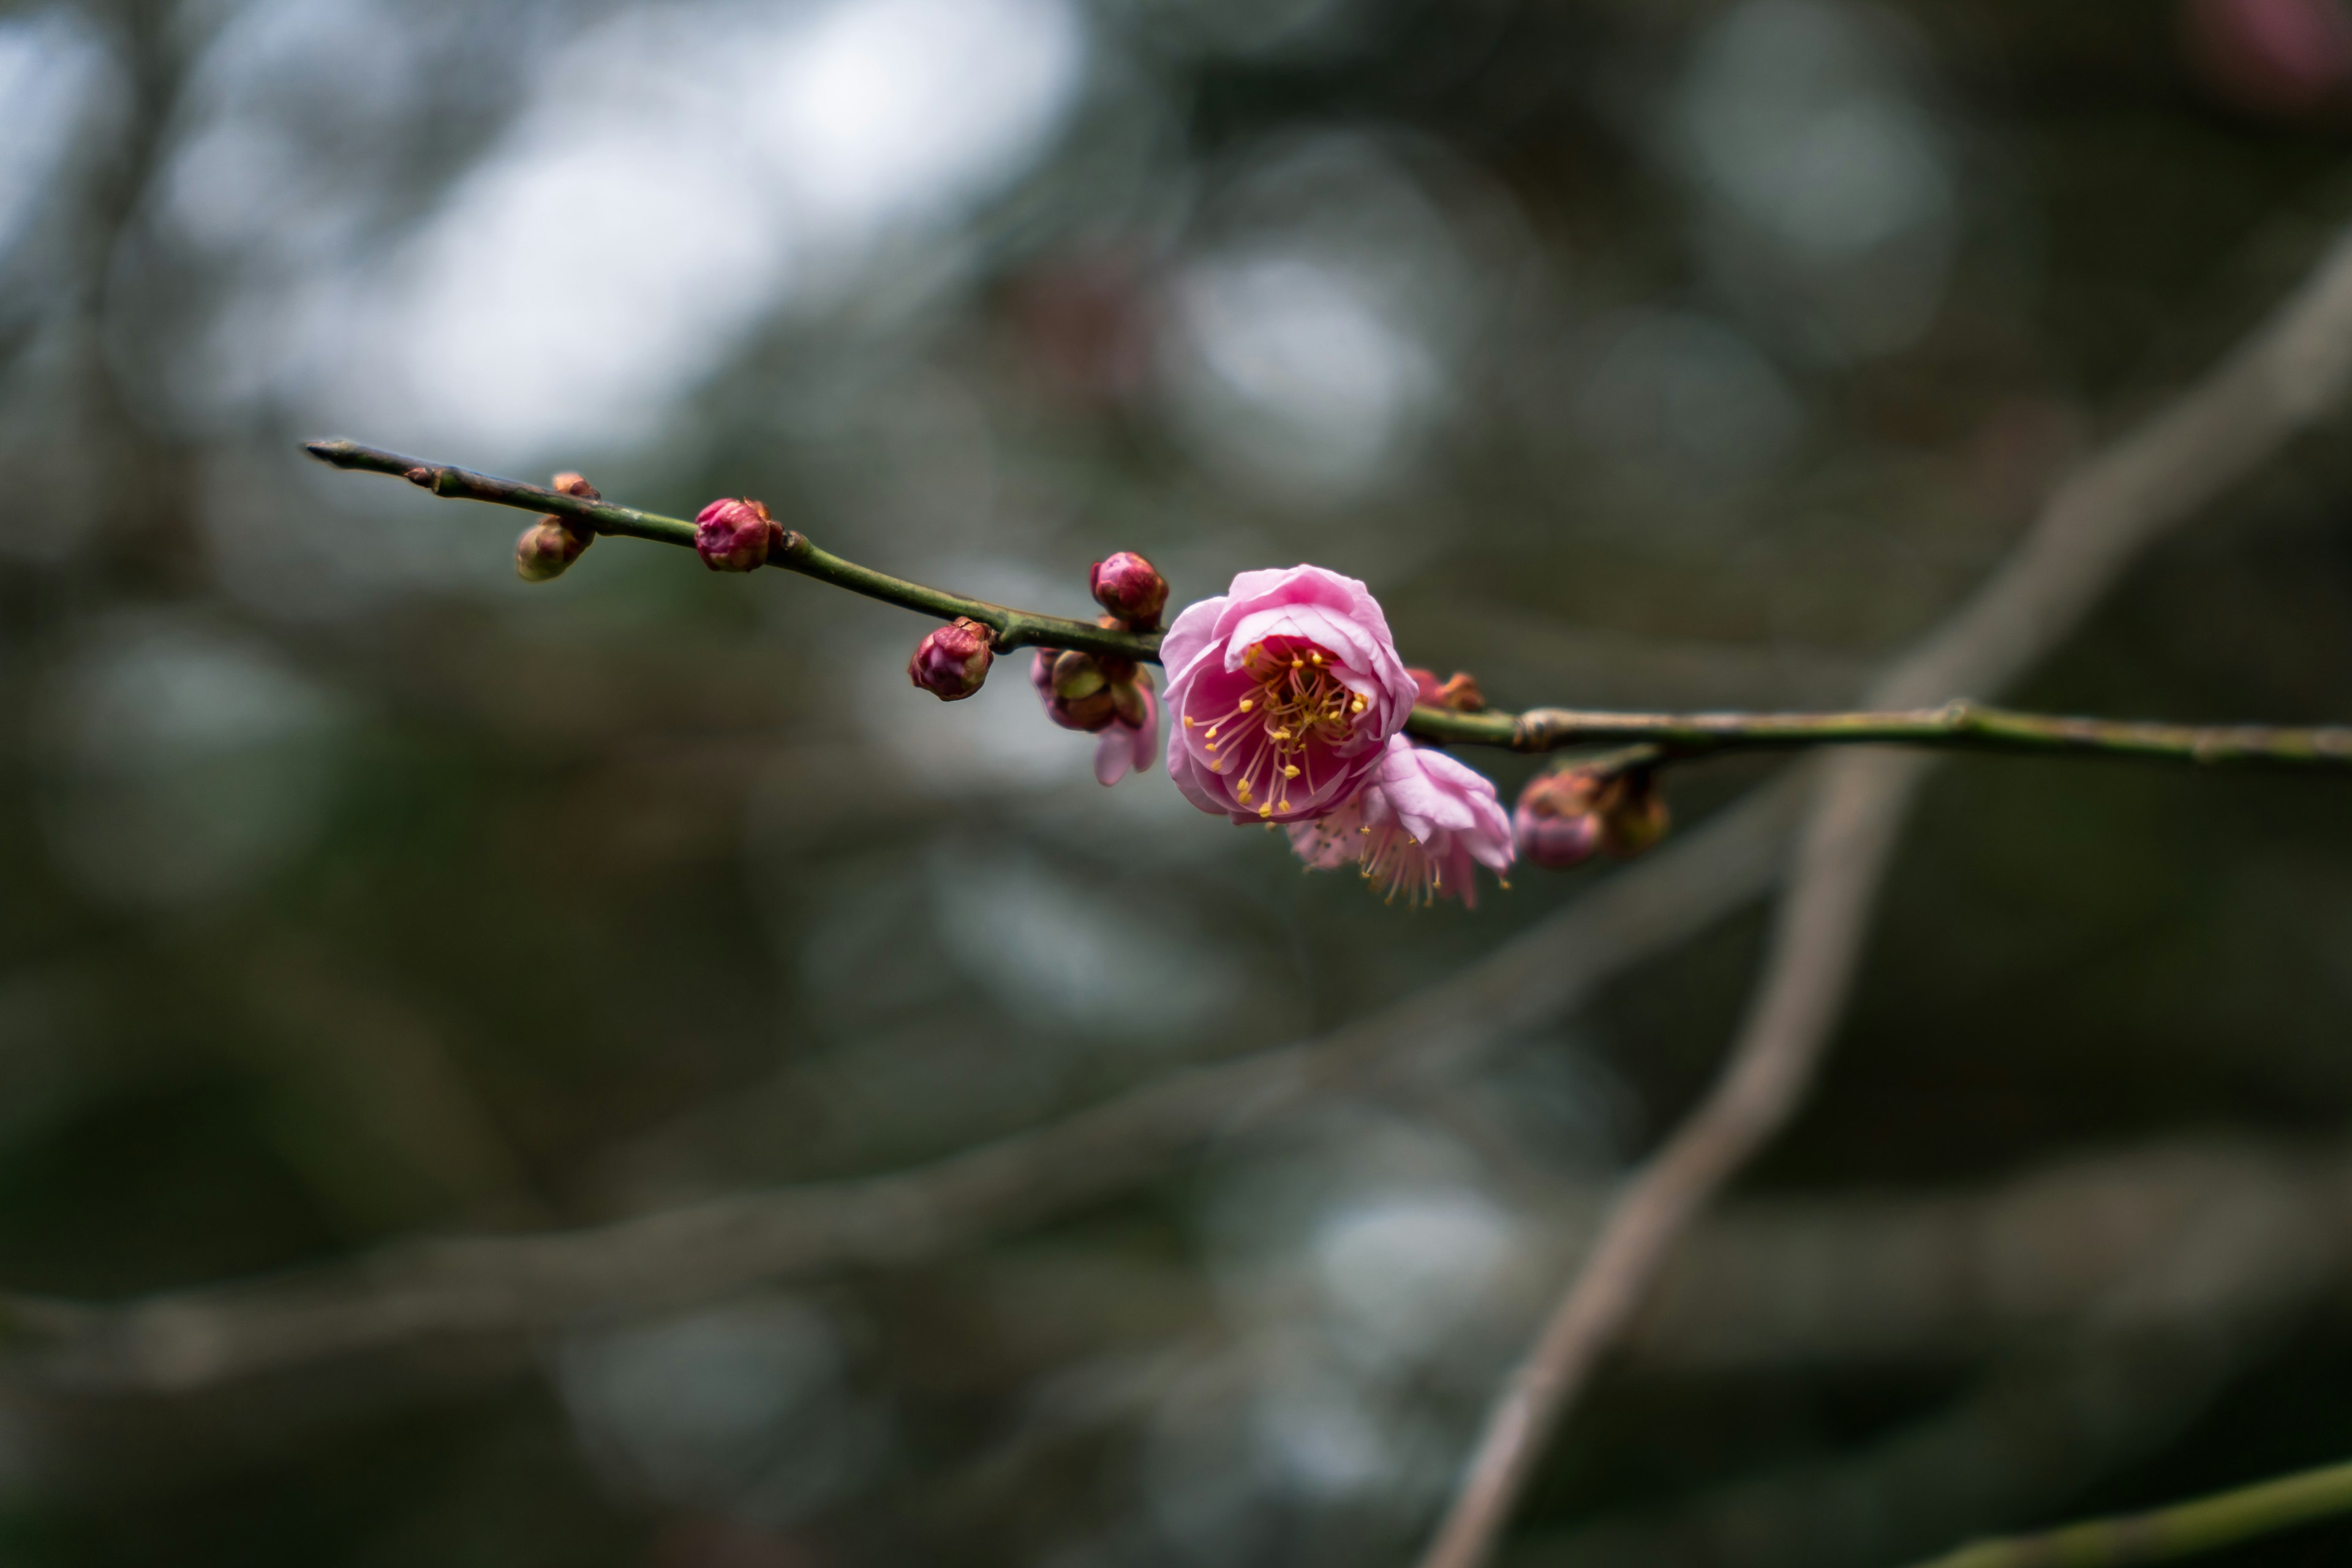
[1209,761,1224,773]
[1278,799,1291,812]
[1235,780,1252,801]
[1238,699,1254,712]
[1291,657,1302,668]
[1282,765,1299,778]
[1205,726,1218,739]
[1257,803,1273,818]
[1183,717,1196,728]
[1310,651,1324,663]
[1270,728,1292,741]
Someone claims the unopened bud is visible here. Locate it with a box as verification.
[1600,771,1669,858]
[551,472,600,500]
[1513,764,1668,869]
[1052,648,1107,701]
[695,497,777,573]
[1408,667,1486,711]
[910,617,995,701]
[515,517,590,582]
[1090,551,1169,629]
[1031,648,1118,731]
[1515,802,1604,870]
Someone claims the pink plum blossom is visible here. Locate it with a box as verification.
[1160,565,1418,824]
[1287,734,1515,907]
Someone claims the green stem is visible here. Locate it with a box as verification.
[1907,1455,2352,1567]
[303,439,1155,662]
[1411,702,2352,768]
[306,439,2352,771]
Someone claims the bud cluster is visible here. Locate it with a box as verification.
[1512,763,1669,871]
[1031,637,1153,733]
[514,472,601,582]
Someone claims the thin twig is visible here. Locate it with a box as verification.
[303,439,2352,770]
[1905,1454,2352,1568]
[1415,219,2352,1568]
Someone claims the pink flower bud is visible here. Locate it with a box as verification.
[1512,764,1668,869]
[1513,797,1604,870]
[694,497,777,573]
[514,517,590,582]
[909,617,995,701]
[1090,551,1169,629]
[513,470,602,582]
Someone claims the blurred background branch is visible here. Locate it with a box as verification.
[1418,217,2352,1568]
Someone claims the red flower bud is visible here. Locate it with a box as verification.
[695,497,777,573]
[909,617,995,701]
[1090,551,1168,630]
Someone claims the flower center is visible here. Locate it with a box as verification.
[1184,638,1369,818]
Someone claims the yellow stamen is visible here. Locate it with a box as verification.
[1282,765,1300,778]
[1235,780,1252,801]
[1183,717,1196,728]
[1257,803,1273,818]
[1238,699,1254,712]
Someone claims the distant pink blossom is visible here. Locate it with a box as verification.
[1288,735,1515,907]
[2184,0,2352,115]
[1161,565,1417,824]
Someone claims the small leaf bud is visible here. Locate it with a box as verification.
[1599,771,1670,858]
[695,497,777,573]
[1090,551,1169,629]
[909,617,996,701]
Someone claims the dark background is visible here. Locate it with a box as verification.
[3,0,2352,1563]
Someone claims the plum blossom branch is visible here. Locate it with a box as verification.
[301,439,2352,772]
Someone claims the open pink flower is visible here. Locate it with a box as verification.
[1288,735,1514,907]
[1161,565,1417,823]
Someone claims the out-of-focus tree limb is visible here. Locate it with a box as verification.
[1414,219,2352,1568]
[0,783,1799,1392]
